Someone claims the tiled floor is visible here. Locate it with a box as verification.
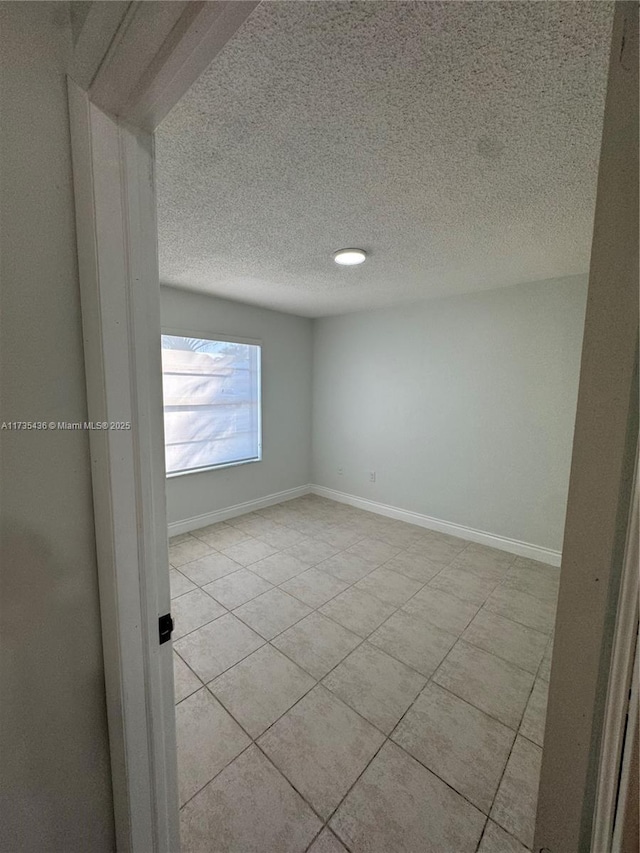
[170,495,557,853]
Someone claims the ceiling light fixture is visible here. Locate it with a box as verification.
[334,248,366,266]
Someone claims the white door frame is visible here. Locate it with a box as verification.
[68,87,177,853]
[592,463,638,852]
[66,3,259,850]
[534,3,638,852]
[611,633,639,852]
[67,3,638,852]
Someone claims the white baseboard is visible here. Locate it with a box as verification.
[310,485,562,567]
[167,484,312,537]
[169,481,562,567]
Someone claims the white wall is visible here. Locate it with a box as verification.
[312,275,587,552]
[0,4,114,851]
[161,287,313,524]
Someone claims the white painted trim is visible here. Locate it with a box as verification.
[68,0,131,90]
[162,327,263,347]
[535,5,639,850]
[309,485,562,566]
[168,485,312,537]
[88,0,260,131]
[67,6,267,849]
[592,462,639,852]
[67,81,178,853]
[611,632,639,853]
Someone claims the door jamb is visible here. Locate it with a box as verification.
[66,4,259,850]
[534,4,639,851]
[592,460,639,851]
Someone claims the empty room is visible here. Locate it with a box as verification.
[154,2,613,851]
[2,2,637,853]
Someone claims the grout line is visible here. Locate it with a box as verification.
[476,731,524,851]
[171,608,229,643]
[172,497,554,848]
[177,739,256,812]
[174,620,266,681]
[172,649,205,704]
[176,537,550,722]
[472,657,545,851]
[518,731,545,751]
[175,535,437,826]
[457,632,547,677]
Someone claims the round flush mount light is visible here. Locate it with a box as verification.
[334,248,366,266]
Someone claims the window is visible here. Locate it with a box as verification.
[161,333,262,476]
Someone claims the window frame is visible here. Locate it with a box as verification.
[161,327,263,478]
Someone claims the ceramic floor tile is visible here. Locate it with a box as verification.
[323,642,425,734]
[250,552,310,585]
[519,677,548,747]
[478,820,531,853]
[284,537,341,566]
[512,555,560,578]
[330,741,485,853]
[256,502,305,523]
[228,513,282,538]
[173,652,201,704]
[316,552,378,584]
[451,543,516,580]
[405,532,467,568]
[169,537,213,567]
[221,538,279,567]
[485,586,556,634]
[369,610,457,677]
[192,522,250,550]
[280,568,349,608]
[170,568,196,599]
[170,532,194,546]
[176,687,250,806]
[354,567,424,608]
[403,586,479,635]
[462,609,548,674]
[258,685,385,819]
[319,587,395,638]
[202,569,272,610]
[172,499,550,850]
[502,565,560,603]
[234,588,311,640]
[425,530,470,548]
[272,612,362,679]
[428,565,499,606]
[434,641,534,730]
[392,682,515,813]
[180,552,243,586]
[285,514,331,537]
[174,613,265,683]
[382,550,441,584]
[307,828,349,853]
[345,538,402,566]
[171,589,226,640]
[491,735,542,849]
[372,523,429,550]
[346,520,386,540]
[259,525,307,550]
[538,637,553,681]
[180,745,321,853]
[315,525,366,550]
[209,645,315,738]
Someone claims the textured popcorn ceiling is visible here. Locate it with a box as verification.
[156,1,613,317]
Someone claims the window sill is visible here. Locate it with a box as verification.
[166,456,262,479]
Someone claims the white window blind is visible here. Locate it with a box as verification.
[161,334,262,476]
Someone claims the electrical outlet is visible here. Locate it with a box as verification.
[337,466,343,475]
[369,471,376,483]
